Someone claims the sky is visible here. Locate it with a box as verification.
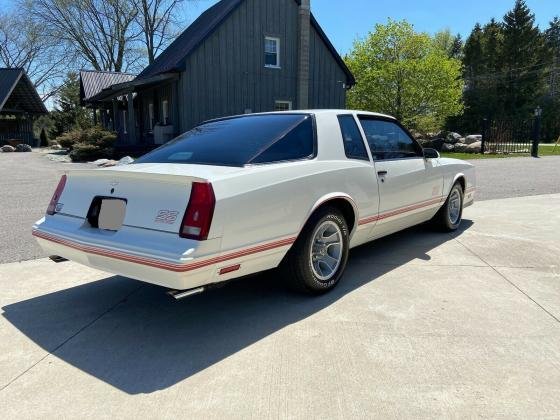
[185,0,559,55]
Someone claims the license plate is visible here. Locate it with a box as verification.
[98,199,126,231]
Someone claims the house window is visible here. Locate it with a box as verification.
[265,37,280,68]
[274,101,292,111]
[123,110,127,134]
[162,99,169,125]
[148,103,154,130]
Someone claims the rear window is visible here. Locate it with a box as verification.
[135,114,315,167]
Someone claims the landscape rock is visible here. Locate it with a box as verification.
[466,141,482,153]
[117,156,134,166]
[1,145,16,152]
[93,159,110,166]
[50,144,63,150]
[445,132,462,144]
[457,137,467,144]
[464,134,482,145]
[454,143,469,153]
[15,144,32,152]
[431,138,445,152]
[442,143,455,152]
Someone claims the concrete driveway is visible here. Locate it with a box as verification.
[1,194,559,418]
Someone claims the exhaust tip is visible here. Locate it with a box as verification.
[49,255,68,263]
[168,287,206,300]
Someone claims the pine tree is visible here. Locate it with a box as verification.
[461,24,485,131]
[501,0,546,117]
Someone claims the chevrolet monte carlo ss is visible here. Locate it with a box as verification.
[33,110,475,295]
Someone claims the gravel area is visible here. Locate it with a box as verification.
[0,152,92,264]
[1,151,558,263]
[468,156,560,201]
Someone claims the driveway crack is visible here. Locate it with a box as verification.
[452,235,560,324]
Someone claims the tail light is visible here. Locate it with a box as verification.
[46,175,67,215]
[180,182,215,240]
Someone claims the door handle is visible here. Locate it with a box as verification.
[377,171,388,176]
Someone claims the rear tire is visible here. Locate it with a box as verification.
[284,206,349,294]
[432,182,464,232]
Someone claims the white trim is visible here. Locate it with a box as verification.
[162,99,169,125]
[274,100,292,111]
[264,36,281,69]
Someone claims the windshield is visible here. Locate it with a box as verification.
[135,114,315,167]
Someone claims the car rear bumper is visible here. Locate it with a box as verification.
[33,214,221,290]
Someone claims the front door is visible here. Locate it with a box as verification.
[357,116,443,238]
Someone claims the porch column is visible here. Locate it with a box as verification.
[127,92,136,144]
[112,99,118,131]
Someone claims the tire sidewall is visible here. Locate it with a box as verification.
[302,210,349,292]
[445,184,464,231]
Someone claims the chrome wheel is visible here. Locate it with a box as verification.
[310,220,343,282]
[448,188,462,225]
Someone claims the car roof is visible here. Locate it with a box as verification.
[204,109,396,124]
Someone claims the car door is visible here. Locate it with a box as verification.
[357,116,443,238]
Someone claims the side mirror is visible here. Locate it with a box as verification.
[423,148,440,159]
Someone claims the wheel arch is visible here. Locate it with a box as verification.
[298,193,359,239]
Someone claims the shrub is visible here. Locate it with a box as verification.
[56,126,117,162]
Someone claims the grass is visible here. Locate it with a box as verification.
[441,144,560,160]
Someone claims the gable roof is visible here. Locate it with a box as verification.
[80,70,136,104]
[137,0,355,85]
[0,68,47,114]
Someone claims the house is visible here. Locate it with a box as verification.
[82,0,354,152]
[0,68,47,146]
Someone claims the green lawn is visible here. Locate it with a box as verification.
[441,145,560,160]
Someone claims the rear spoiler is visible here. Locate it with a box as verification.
[68,168,209,184]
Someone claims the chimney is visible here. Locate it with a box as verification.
[297,0,311,109]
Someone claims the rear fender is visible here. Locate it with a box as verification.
[298,193,359,239]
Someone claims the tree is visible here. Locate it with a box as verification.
[0,10,68,100]
[433,29,463,59]
[134,0,189,64]
[50,73,92,136]
[21,0,193,72]
[346,20,464,133]
[545,17,560,98]
[501,0,547,117]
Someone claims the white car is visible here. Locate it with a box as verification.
[33,110,475,296]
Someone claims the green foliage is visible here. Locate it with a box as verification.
[346,20,464,134]
[459,0,554,133]
[50,72,92,138]
[55,126,116,161]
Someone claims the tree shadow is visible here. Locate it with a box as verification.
[2,221,473,394]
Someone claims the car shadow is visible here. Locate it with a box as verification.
[2,220,473,394]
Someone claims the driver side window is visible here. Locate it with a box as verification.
[358,118,420,160]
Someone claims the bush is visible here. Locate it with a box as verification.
[55,126,117,162]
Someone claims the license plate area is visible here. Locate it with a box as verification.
[87,197,127,231]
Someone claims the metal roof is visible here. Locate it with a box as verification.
[79,70,136,104]
[137,0,355,86]
[0,68,47,114]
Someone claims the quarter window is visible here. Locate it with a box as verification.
[358,118,421,160]
[265,37,280,68]
[337,115,369,161]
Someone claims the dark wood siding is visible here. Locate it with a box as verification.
[179,0,299,130]
[177,0,347,132]
[308,24,347,109]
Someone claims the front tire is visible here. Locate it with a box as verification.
[284,206,349,294]
[433,182,464,232]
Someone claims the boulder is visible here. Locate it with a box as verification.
[464,134,482,145]
[466,141,482,153]
[457,137,466,144]
[117,156,134,166]
[454,143,469,153]
[15,144,32,152]
[442,143,455,152]
[93,158,110,166]
[431,138,445,152]
[445,132,462,144]
[1,145,16,152]
[50,144,63,150]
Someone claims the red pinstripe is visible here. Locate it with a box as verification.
[358,196,444,226]
[32,230,296,273]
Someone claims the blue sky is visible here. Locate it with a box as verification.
[186,0,559,55]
